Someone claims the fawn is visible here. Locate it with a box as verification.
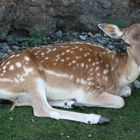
[0,23,140,124]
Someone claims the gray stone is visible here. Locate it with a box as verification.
[96,38,108,44]
[108,45,114,49]
[134,80,140,88]
[1,45,10,51]
[12,45,20,50]
[92,33,102,38]
[79,34,88,40]
[0,52,5,59]
[97,0,112,8]
[7,49,12,54]
[88,32,95,38]
[88,134,92,138]
[55,30,63,38]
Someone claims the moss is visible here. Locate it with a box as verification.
[105,19,127,28]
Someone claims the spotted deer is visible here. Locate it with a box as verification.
[0,23,140,124]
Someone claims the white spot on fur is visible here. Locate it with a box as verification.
[66,50,70,53]
[75,56,81,59]
[61,59,64,62]
[97,73,100,77]
[6,61,10,65]
[2,66,6,70]
[81,63,84,68]
[9,65,14,71]
[68,62,72,66]
[72,60,76,64]
[23,67,33,77]
[9,55,15,59]
[88,58,91,62]
[66,57,70,60]
[3,70,6,73]
[103,69,109,75]
[96,61,99,65]
[45,57,49,60]
[24,56,30,61]
[44,69,70,79]
[79,48,83,51]
[80,79,87,85]
[89,68,93,72]
[95,67,99,71]
[104,77,108,81]
[61,52,65,56]
[52,48,57,51]
[106,64,109,68]
[41,53,45,56]
[16,62,22,68]
[13,78,19,83]
[0,78,14,82]
[16,54,20,57]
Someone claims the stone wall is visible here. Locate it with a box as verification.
[0,0,140,40]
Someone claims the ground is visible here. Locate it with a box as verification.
[0,88,139,140]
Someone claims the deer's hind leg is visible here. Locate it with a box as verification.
[75,92,125,109]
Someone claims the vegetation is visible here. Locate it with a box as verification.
[7,32,50,48]
[0,89,139,140]
[105,19,127,28]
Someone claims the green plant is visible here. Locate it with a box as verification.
[105,19,127,28]
[7,30,51,48]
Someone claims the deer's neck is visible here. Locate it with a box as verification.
[117,50,140,87]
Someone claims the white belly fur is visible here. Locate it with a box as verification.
[46,85,85,101]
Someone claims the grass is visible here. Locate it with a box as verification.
[0,89,140,140]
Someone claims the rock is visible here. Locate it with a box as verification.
[0,0,24,40]
[134,80,140,88]
[9,117,13,121]
[1,45,10,51]
[0,52,5,59]
[96,38,108,44]
[92,33,102,39]
[79,34,88,40]
[60,132,64,136]
[0,0,139,40]
[88,134,92,138]
[55,30,63,38]
[66,135,70,139]
[88,32,94,38]
[12,45,20,50]
[7,49,13,53]
[97,0,112,8]
[108,45,114,49]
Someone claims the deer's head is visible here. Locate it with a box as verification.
[98,23,140,65]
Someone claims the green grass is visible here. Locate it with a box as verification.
[0,89,140,140]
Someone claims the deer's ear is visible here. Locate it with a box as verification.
[98,23,123,39]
